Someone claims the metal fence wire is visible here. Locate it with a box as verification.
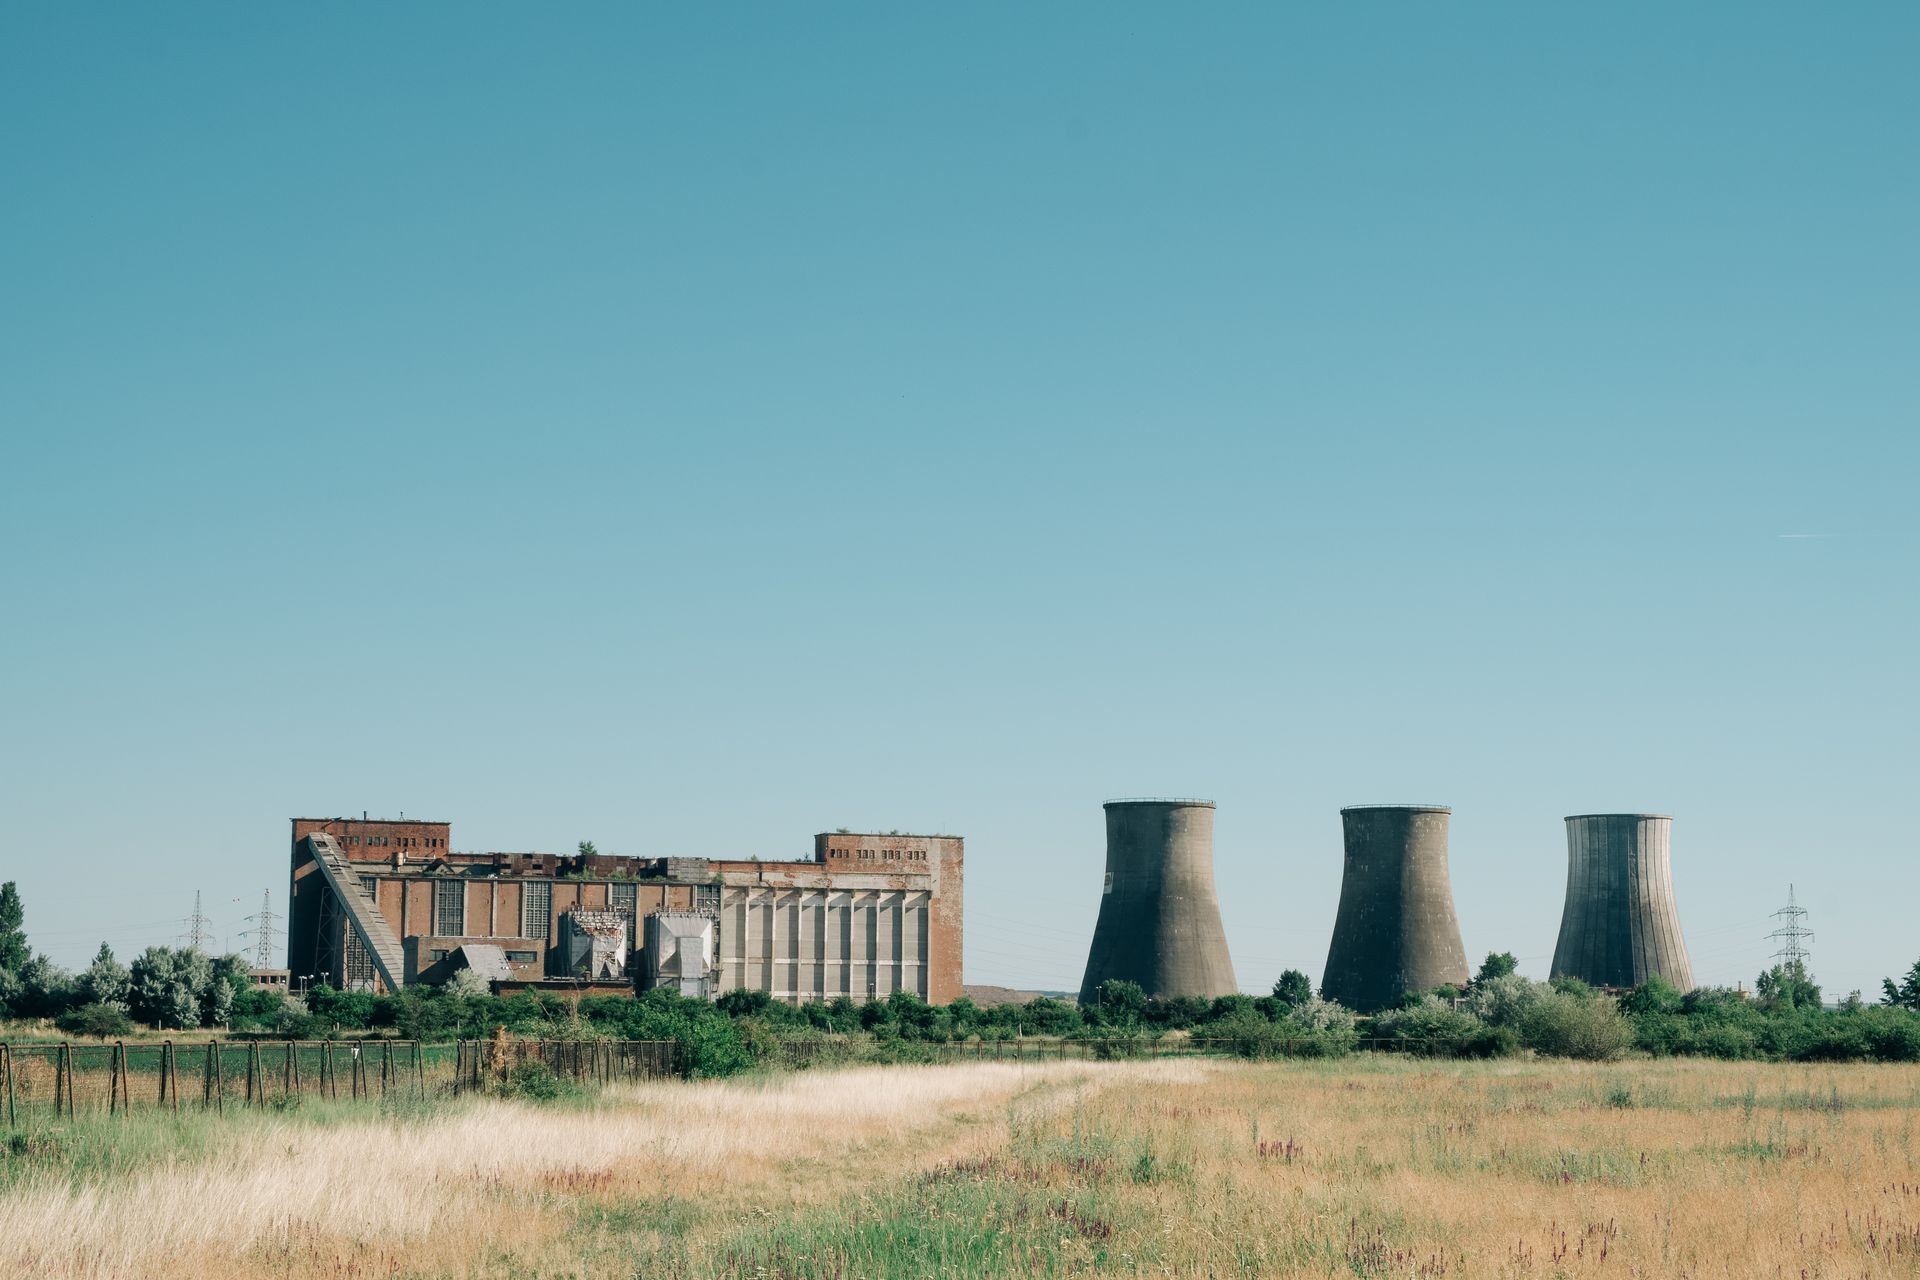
[451,1038,685,1092]
[0,1040,436,1121]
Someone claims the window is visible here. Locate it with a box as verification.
[521,881,551,941]
[344,931,374,986]
[506,951,538,964]
[429,948,449,962]
[434,879,465,937]
[610,882,638,947]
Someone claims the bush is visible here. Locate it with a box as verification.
[55,1001,134,1038]
[1371,997,1487,1058]
[497,1059,579,1102]
[1519,992,1631,1061]
[1464,974,1548,1029]
[1863,1009,1920,1062]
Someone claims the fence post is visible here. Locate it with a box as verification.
[110,1041,125,1117]
[2,1044,14,1127]
[290,1041,302,1098]
[56,1043,71,1118]
[381,1040,392,1098]
[214,1041,226,1113]
[414,1042,425,1098]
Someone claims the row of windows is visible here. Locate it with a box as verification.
[361,878,685,944]
[344,834,444,849]
[841,849,930,862]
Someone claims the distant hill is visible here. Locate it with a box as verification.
[963,984,1076,1007]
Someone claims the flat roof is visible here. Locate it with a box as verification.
[292,816,451,825]
[818,831,960,839]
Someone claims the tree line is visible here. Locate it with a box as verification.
[4,880,1920,1070]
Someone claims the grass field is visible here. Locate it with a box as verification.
[3,1055,1919,1278]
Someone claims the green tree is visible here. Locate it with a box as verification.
[0,881,27,973]
[1094,979,1148,1026]
[1755,962,1820,1012]
[578,841,598,858]
[1271,969,1314,1009]
[205,953,250,1026]
[79,943,132,1009]
[12,953,78,1018]
[1475,952,1519,985]
[129,946,214,1029]
[57,1002,134,1038]
[1878,960,1920,1012]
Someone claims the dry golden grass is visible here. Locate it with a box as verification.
[0,1059,1185,1279]
[3,1055,1918,1278]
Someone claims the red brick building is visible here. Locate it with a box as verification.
[286,817,963,1003]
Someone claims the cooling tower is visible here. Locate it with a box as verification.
[1551,814,1693,991]
[1321,805,1470,1012]
[1078,800,1237,1003]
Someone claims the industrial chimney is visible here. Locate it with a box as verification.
[1078,799,1237,1003]
[1322,805,1470,1012]
[1551,814,1693,991]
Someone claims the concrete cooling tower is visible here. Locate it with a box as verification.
[1551,814,1693,991]
[1078,799,1237,1003]
[1321,805,1470,1012]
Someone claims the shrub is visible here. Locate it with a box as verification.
[1371,997,1486,1058]
[1519,992,1631,1061]
[1464,974,1548,1029]
[55,1001,134,1038]
[1863,1009,1920,1062]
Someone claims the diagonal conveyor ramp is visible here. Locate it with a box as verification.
[303,832,406,991]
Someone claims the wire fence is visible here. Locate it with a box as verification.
[0,1038,688,1123]
[0,1040,440,1122]
[1,1034,1378,1123]
[450,1038,685,1092]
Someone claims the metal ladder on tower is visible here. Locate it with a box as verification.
[303,832,406,991]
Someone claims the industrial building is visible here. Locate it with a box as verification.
[286,817,964,1003]
[1551,813,1694,991]
[1079,799,1237,1002]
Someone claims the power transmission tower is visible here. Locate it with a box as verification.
[1767,884,1814,975]
[183,890,212,953]
[240,890,284,969]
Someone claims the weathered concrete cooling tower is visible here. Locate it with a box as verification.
[1322,805,1470,1012]
[1078,800,1237,1003]
[1551,814,1693,991]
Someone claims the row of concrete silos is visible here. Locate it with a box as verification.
[1078,800,1694,1011]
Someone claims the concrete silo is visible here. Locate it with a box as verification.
[1551,814,1693,991]
[1078,800,1237,1003]
[1322,805,1470,1012]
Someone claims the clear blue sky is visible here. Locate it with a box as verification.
[2,6,1914,999]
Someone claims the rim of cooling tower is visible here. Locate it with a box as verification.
[1103,798,1216,808]
[1340,803,1451,814]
